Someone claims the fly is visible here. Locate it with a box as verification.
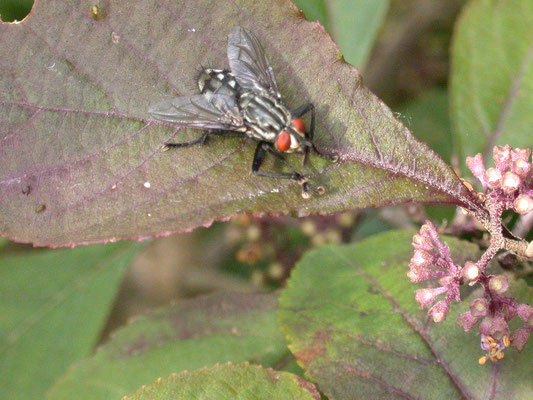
[148,26,337,198]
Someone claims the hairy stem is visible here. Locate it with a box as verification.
[472,195,532,260]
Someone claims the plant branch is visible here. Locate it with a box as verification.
[470,195,532,260]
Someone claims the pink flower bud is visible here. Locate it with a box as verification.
[411,249,434,268]
[512,158,531,178]
[412,233,433,251]
[480,315,510,339]
[412,233,423,245]
[415,286,447,308]
[493,145,512,171]
[407,269,418,282]
[462,261,480,281]
[457,311,479,332]
[517,304,533,325]
[406,268,428,283]
[489,275,509,295]
[511,147,531,162]
[466,153,485,180]
[407,265,445,283]
[499,302,518,321]
[419,221,440,242]
[514,194,533,215]
[510,327,531,352]
[470,298,488,317]
[485,167,502,189]
[428,300,450,323]
[501,172,521,193]
[438,276,454,286]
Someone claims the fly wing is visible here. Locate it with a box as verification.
[227,26,279,96]
[148,94,245,131]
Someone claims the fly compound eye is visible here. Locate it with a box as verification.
[291,118,306,133]
[276,131,291,152]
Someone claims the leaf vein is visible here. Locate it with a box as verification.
[0,122,155,186]
[22,23,116,109]
[339,362,419,400]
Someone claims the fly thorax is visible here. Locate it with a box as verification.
[240,92,291,141]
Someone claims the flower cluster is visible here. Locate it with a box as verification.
[457,291,532,362]
[466,145,533,214]
[409,221,533,362]
[408,146,532,363]
[407,221,462,323]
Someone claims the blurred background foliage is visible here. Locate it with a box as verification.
[1,0,531,398]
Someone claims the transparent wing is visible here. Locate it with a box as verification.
[227,26,279,96]
[148,94,245,131]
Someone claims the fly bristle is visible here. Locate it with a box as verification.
[194,61,217,92]
[196,68,211,93]
[193,64,208,92]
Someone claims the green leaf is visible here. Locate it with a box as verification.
[123,363,320,400]
[451,0,533,171]
[0,0,481,247]
[350,211,392,241]
[0,242,140,400]
[279,230,533,399]
[47,292,292,400]
[397,89,456,222]
[398,89,452,163]
[292,0,329,29]
[327,0,390,68]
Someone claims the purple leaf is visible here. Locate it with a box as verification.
[0,0,481,247]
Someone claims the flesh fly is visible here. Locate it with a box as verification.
[149,26,336,198]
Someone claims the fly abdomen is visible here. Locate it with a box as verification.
[197,68,239,98]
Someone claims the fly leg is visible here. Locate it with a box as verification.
[292,103,338,162]
[164,130,243,150]
[266,146,327,197]
[208,129,246,138]
[163,131,209,150]
[252,142,319,199]
[291,104,334,196]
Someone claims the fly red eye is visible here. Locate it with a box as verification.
[291,118,306,133]
[276,131,291,152]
